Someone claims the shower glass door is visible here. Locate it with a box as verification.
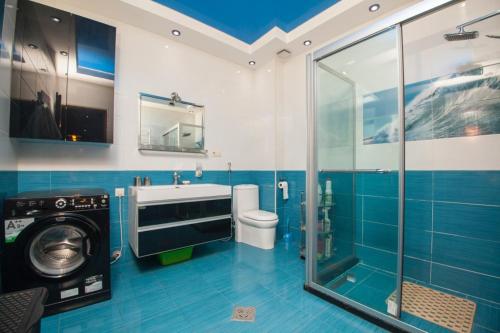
[309,26,403,318]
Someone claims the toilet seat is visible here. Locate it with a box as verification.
[239,210,278,228]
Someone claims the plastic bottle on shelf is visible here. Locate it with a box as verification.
[318,183,323,206]
[325,235,332,258]
[325,178,333,207]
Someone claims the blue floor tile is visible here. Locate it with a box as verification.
[40,240,449,333]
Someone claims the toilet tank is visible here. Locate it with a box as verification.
[232,184,259,218]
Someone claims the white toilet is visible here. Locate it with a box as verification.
[232,184,279,250]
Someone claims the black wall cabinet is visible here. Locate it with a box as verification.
[10,0,116,143]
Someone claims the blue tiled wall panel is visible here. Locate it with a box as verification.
[431,263,500,302]
[403,228,431,261]
[404,199,432,231]
[363,196,398,225]
[363,222,398,253]
[433,171,500,206]
[403,256,430,284]
[14,168,500,308]
[432,233,500,277]
[434,202,500,242]
[405,171,432,201]
[356,244,397,273]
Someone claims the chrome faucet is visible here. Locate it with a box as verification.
[173,171,181,185]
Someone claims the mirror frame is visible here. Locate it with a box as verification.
[137,93,207,154]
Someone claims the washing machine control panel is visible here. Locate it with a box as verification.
[6,193,109,217]
[55,198,67,209]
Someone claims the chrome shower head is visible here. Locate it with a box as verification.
[444,30,479,41]
[444,10,500,42]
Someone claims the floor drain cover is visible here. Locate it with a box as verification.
[231,306,256,322]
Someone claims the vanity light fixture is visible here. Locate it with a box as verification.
[303,40,312,46]
[171,29,181,36]
[50,16,61,23]
[369,4,380,12]
[249,61,256,66]
[60,51,68,56]
[28,43,38,49]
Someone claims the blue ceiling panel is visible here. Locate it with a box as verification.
[153,0,341,44]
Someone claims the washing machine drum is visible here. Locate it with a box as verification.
[26,216,98,278]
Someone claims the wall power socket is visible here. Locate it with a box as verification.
[115,188,125,197]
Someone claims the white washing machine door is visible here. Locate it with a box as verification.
[28,223,90,278]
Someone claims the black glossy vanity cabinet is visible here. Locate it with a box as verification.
[128,185,233,258]
[10,0,116,143]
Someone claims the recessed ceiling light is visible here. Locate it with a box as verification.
[248,61,256,66]
[369,4,380,12]
[266,69,272,73]
[60,51,68,56]
[171,29,181,36]
[50,16,61,23]
[236,70,241,74]
[28,43,38,49]
[303,40,312,46]
[164,45,169,49]
[342,71,348,75]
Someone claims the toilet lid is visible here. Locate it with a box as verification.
[243,210,278,221]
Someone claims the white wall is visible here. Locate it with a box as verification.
[277,0,500,171]
[15,0,277,171]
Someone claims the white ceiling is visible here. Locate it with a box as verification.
[48,0,421,68]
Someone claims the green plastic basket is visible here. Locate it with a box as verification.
[157,247,194,266]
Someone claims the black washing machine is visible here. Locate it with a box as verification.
[1,188,111,315]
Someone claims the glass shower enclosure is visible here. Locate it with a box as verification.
[305,0,500,332]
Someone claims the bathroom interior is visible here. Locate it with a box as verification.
[0,0,498,332]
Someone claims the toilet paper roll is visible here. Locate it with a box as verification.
[278,181,289,200]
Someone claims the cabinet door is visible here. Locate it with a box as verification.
[10,0,70,140]
[65,15,115,143]
[138,218,232,257]
[138,199,232,228]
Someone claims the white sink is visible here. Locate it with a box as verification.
[132,184,231,203]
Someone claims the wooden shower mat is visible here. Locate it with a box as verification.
[387,281,476,333]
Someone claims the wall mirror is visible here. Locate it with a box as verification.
[139,93,206,154]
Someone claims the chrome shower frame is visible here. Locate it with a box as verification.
[305,0,459,332]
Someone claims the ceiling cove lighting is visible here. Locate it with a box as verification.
[369,4,380,12]
[248,61,256,66]
[50,16,61,23]
[303,40,312,46]
[171,29,181,36]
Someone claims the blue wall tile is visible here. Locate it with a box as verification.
[363,196,398,225]
[403,256,430,284]
[434,171,500,206]
[434,202,500,242]
[432,233,500,277]
[431,263,500,302]
[404,228,431,261]
[356,244,397,273]
[17,171,50,192]
[405,171,432,201]
[404,199,432,231]
[361,172,399,198]
[363,222,398,253]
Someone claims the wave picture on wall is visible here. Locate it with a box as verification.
[363,63,500,144]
